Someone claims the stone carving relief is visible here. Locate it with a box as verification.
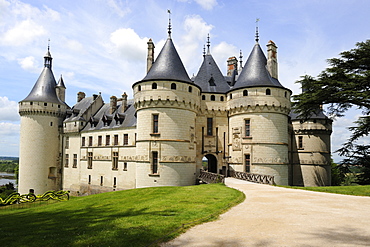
[232,127,241,151]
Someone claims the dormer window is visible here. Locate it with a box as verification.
[208,76,215,86]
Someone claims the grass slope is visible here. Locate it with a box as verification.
[285,185,370,197]
[0,184,244,247]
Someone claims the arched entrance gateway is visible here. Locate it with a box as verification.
[203,154,218,173]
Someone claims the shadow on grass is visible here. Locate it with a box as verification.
[0,206,177,247]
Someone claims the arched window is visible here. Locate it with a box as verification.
[152,83,157,89]
[266,89,271,95]
[188,86,192,92]
[210,95,215,101]
[243,90,248,96]
[202,95,206,100]
[220,96,224,101]
[171,83,176,90]
[138,85,141,91]
[229,94,232,99]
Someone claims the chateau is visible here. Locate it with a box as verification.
[18,25,332,195]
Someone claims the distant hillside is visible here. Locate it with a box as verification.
[0,157,18,161]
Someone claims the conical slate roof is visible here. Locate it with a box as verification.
[141,38,191,83]
[57,75,66,88]
[233,43,283,90]
[21,52,65,105]
[194,54,230,93]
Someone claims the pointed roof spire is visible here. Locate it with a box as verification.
[194,51,230,93]
[255,18,260,43]
[203,44,206,56]
[167,9,172,38]
[207,34,210,54]
[233,43,283,90]
[21,47,65,105]
[44,39,52,69]
[239,50,243,69]
[57,74,66,89]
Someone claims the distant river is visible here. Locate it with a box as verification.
[0,172,17,187]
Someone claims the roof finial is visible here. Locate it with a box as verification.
[48,38,50,51]
[203,44,206,56]
[239,50,243,69]
[255,18,260,43]
[167,9,172,38]
[207,33,210,54]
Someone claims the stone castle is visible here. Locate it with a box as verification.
[18,25,332,195]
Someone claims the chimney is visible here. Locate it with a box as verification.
[110,96,117,114]
[147,38,155,73]
[121,92,128,113]
[267,40,278,79]
[77,92,85,102]
[227,56,238,76]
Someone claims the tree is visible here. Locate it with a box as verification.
[293,40,370,184]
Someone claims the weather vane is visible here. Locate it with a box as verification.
[255,18,260,43]
[167,9,172,38]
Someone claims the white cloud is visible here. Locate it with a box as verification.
[194,0,218,10]
[107,0,131,18]
[17,56,40,72]
[0,19,46,46]
[0,122,19,136]
[0,97,19,122]
[109,28,147,61]
[212,41,239,73]
[179,15,213,71]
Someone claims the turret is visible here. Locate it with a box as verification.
[227,38,291,185]
[132,16,201,187]
[18,47,67,194]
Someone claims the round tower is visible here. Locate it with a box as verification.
[133,32,201,188]
[290,109,332,186]
[18,48,67,194]
[227,40,291,185]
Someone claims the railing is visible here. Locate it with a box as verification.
[230,170,275,185]
[0,190,70,206]
[198,170,225,184]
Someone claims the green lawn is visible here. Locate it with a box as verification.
[0,184,244,247]
[285,185,370,197]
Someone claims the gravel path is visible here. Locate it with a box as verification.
[162,178,370,247]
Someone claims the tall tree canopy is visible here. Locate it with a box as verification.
[293,40,370,184]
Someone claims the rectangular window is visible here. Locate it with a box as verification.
[153,114,159,133]
[245,154,251,173]
[81,137,85,147]
[65,136,69,149]
[134,133,137,145]
[114,134,119,146]
[106,135,110,146]
[123,134,128,145]
[65,154,69,167]
[73,154,77,168]
[88,136,93,146]
[152,151,158,174]
[298,136,303,149]
[113,177,117,188]
[207,118,213,136]
[245,119,251,137]
[112,152,118,170]
[87,152,93,169]
[123,162,128,171]
[98,136,102,146]
[88,175,91,184]
[100,176,103,186]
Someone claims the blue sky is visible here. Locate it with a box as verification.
[0,0,369,161]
